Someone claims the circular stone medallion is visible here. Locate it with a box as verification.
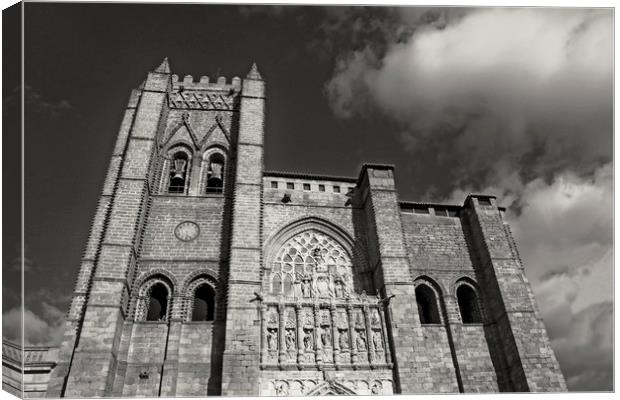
[174,221,199,242]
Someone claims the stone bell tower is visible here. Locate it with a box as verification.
[46,58,266,397]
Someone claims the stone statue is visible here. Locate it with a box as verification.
[371,312,380,326]
[355,313,364,327]
[285,329,295,350]
[339,330,349,349]
[356,331,366,351]
[301,279,311,298]
[320,327,331,347]
[286,310,296,328]
[304,311,313,326]
[267,329,277,351]
[371,382,381,395]
[312,247,325,266]
[334,281,343,298]
[373,331,383,350]
[303,331,313,351]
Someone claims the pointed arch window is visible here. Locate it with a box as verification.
[271,274,282,295]
[415,284,441,325]
[205,152,225,194]
[191,284,216,321]
[457,284,482,324]
[168,151,190,194]
[146,282,170,321]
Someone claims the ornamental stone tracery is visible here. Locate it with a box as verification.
[269,230,354,299]
[260,229,392,372]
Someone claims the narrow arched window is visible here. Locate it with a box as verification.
[415,284,441,324]
[168,151,189,194]
[272,274,282,295]
[205,153,225,193]
[146,283,169,321]
[457,285,482,324]
[192,284,215,321]
[282,274,293,295]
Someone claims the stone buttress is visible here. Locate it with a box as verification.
[461,195,567,391]
[50,59,171,397]
[220,64,266,395]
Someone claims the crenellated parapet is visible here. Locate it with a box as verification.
[171,74,242,91]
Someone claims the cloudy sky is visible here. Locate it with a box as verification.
[3,4,612,391]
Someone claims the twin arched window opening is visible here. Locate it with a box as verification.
[415,280,483,325]
[140,278,217,322]
[165,147,226,195]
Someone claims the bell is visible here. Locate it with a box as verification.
[171,158,187,180]
[209,162,223,180]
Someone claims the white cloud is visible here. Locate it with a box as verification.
[506,164,612,391]
[510,162,613,310]
[325,47,379,118]
[326,8,612,186]
[2,307,65,346]
[547,301,613,391]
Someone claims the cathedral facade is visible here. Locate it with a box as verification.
[45,59,566,397]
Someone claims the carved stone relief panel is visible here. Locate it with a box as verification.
[260,229,392,372]
[260,300,392,370]
[264,378,394,396]
[267,379,319,396]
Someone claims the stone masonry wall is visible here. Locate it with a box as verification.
[121,323,168,397]
[401,210,498,392]
[140,196,225,261]
[175,322,217,396]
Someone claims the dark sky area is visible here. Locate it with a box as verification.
[2,3,613,391]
